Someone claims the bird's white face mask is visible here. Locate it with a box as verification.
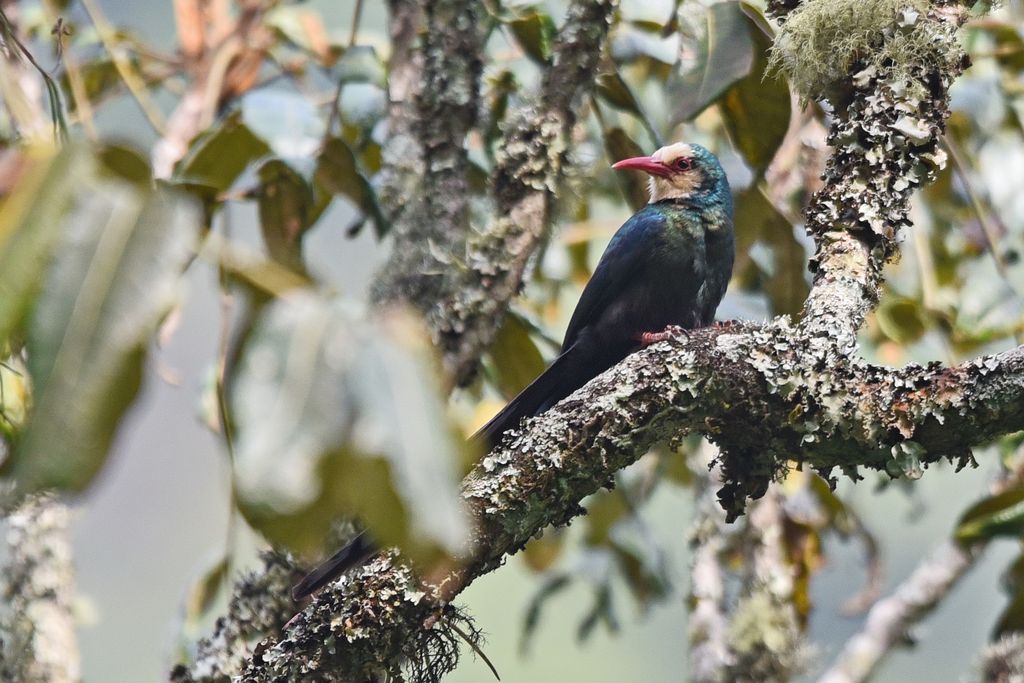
[612,142,703,203]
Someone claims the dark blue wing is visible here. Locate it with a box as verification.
[562,206,668,350]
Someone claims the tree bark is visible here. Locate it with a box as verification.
[371,0,485,333]
[372,0,619,387]
[0,494,80,683]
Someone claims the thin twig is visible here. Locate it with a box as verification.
[944,134,1024,344]
[80,0,167,134]
[0,5,68,141]
[41,3,96,140]
[449,620,501,681]
[215,211,240,573]
[349,0,365,48]
[821,457,1024,683]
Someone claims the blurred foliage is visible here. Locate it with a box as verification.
[0,0,1022,676]
[0,144,195,491]
[231,295,471,562]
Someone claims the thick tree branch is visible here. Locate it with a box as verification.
[238,328,1024,678]
[433,0,617,386]
[371,0,485,325]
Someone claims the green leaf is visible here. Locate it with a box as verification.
[183,556,229,628]
[578,585,618,641]
[98,143,153,185]
[876,297,927,344]
[175,111,271,192]
[521,574,572,653]
[972,22,1024,72]
[508,10,557,64]
[584,490,630,546]
[0,147,93,346]
[994,585,1024,637]
[671,1,755,122]
[230,296,471,561]
[485,70,518,148]
[335,45,387,87]
[256,159,313,273]
[602,127,648,211]
[62,59,119,113]
[733,187,807,317]
[596,71,645,118]
[9,148,197,492]
[522,530,566,572]
[719,4,791,176]
[0,357,28,440]
[265,6,343,66]
[489,314,546,398]
[315,137,388,236]
[956,486,1024,542]
[995,552,1024,636]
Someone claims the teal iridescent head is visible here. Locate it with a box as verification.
[612,142,728,205]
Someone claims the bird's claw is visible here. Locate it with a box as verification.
[710,319,741,332]
[639,324,688,347]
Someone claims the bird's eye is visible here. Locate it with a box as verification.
[674,157,691,171]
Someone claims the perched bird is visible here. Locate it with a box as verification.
[475,142,735,445]
[292,142,735,600]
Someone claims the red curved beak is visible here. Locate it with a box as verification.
[612,155,670,177]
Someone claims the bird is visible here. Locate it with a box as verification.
[291,142,735,600]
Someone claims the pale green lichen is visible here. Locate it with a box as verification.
[769,0,957,101]
[724,586,809,683]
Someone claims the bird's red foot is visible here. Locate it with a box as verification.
[710,320,741,332]
[639,324,687,347]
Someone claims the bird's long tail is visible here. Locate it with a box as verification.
[292,344,584,599]
[472,342,580,448]
[291,531,375,600]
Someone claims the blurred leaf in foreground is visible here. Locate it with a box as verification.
[2,144,197,492]
[231,294,471,563]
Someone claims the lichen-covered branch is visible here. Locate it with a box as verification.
[238,323,1024,678]
[817,540,979,683]
[0,494,79,683]
[688,451,808,683]
[688,455,733,681]
[371,0,485,322]
[971,633,1024,683]
[169,553,298,682]
[781,1,966,343]
[434,0,617,386]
